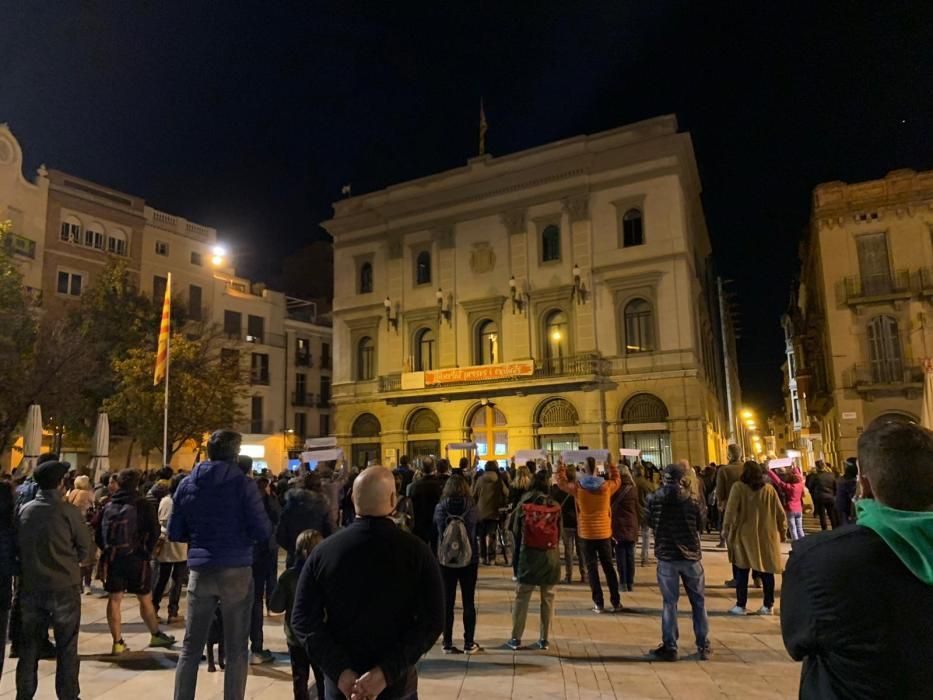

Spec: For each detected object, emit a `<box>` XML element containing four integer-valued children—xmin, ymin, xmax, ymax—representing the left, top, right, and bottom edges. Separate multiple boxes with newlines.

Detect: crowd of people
<box><xmin>1</xmin><ymin>418</ymin><xmax>929</xmax><ymax>699</ymax></box>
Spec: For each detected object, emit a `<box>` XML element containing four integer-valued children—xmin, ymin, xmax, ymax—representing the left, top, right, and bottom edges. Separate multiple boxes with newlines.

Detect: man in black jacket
<box><xmin>408</xmin><ymin>456</ymin><xmax>445</xmax><ymax>550</ymax></box>
<box><xmin>781</xmin><ymin>421</ymin><xmax>933</xmax><ymax>699</ymax></box>
<box><xmin>276</xmin><ymin>474</ymin><xmax>333</xmax><ymax>568</ymax></box>
<box><xmin>644</xmin><ymin>463</ymin><xmax>710</xmax><ymax>662</ymax></box>
<box><xmin>809</xmin><ymin>462</ymin><xmax>838</xmax><ymax>530</ymax></box>
<box><xmin>292</xmin><ymin>465</ymin><xmax>443</xmax><ymax>699</ymax></box>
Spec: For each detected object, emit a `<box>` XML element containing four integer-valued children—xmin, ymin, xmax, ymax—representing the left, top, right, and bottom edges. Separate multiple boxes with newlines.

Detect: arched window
<box><xmin>60</xmin><ymin>216</ymin><xmax>81</xmax><ymax>243</ymax></box>
<box><xmin>350</xmin><ymin>413</ymin><xmax>381</xmax><ymax>468</ymax></box>
<box><xmin>541</xmin><ymin>224</ymin><xmax>560</xmax><ymax>262</ymax></box>
<box><xmin>535</xmin><ymin>398</ymin><xmax>579</xmax><ymax>464</ymax></box>
<box><xmin>357</xmin><ymin>336</ymin><xmax>375</xmax><ymax>381</ymax></box>
<box><xmin>352</xmin><ymin>413</ymin><xmax>381</xmax><ymax>437</ymax></box>
<box><xmin>84</xmin><ymin>222</ymin><xmax>105</xmax><ymax>250</ymax></box>
<box><xmin>414</xmin><ymin>328</ymin><xmax>435</xmax><ymax>371</ymax></box>
<box><xmin>624</xmin><ymin>299</ymin><xmax>654</xmax><ymax>354</ymax></box>
<box><xmin>621</xmin><ymin>393</ymin><xmax>669</xmax><ymax>423</ymax></box>
<box><xmin>620</xmin><ymin>393</ymin><xmax>670</xmax><ymax>465</ymax></box>
<box><xmin>359</xmin><ymin>262</ymin><xmax>373</xmax><ymax>294</ymax></box>
<box><xmin>476</xmin><ymin>320</ymin><xmax>499</xmax><ymax>365</ymax></box>
<box><xmin>408</xmin><ymin>408</ymin><xmax>441</xmax><ymax>434</ymax></box>
<box><xmin>622</xmin><ymin>208</ymin><xmax>644</xmax><ymax>247</ymax></box>
<box><xmin>867</xmin><ymin>315</ymin><xmax>903</xmax><ymax>383</ymax></box>
<box><xmin>537</xmin><ymin>398</ymin><xmax>579</xmax><ymax>427</ymax></box>
<box><xmin>415</xmin><ymin>250</ymin><xmax>431</xmax><ymax>285</ymax></box>
<box><xmin>108</xmin><ymin>229</ymin><xmax>127</xmax><ymax>256</ymax></box>
<box><xmin>469</xmin><ymin>403</ymin><xmax>508</xmax><ymax>466</ymax></box>
<box><xmin>545</xmin><ymin>310</ymin><xmax>568</xmax><ymax>363</ymax></box>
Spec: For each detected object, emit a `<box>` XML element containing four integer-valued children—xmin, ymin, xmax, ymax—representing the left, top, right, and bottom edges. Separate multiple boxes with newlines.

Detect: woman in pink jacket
<box><xmin>767</xmin><ymin>467</ymin><xmax>805</xmax><ymax>540</ymax></box>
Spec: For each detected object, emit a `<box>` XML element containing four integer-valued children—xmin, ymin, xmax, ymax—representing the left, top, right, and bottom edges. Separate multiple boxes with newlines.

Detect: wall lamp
<box><xmin>509</xmin><ymin>276</ymin><xmax>528</xmax><ymax>314</ymax></box>
<box><xmin>384</xmin><ymin>296</ymin><xmax>399</xmax><ymax>332</ymax></box>
<box><xmin>436</xmin><ymin>288</ymin><xmax>452</xmax><ymax>325</ymax></box>
<box><xmin>572</xmin><ymin>264</ymin><xmax>588</xmax><ymax>304</ymax></box>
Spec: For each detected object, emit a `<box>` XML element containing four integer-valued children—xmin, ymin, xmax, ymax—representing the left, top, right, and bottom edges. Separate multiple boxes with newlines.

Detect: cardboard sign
<box><xmin>300</xmin><ymin>448</ymin><xmax>344</xmax><ymax>463</ymax></box>
<box><xmin>768</xmin><ymin>458</ymin><xmax>794</xmax><ymax>469</ymax></box>
<box><xmin>619</xmin><ymin>448</ymin><xmax>642</xmax><ymax>457</ymax></box>
<box><xmin>561</xmin><ymin>449</ymin><xmax>610</xmax><ymax>464</ymax></box>
<box><xmin>514</xmin><ymin>449</ymin><xmax>547</xmax><ymax>462</ymax></box>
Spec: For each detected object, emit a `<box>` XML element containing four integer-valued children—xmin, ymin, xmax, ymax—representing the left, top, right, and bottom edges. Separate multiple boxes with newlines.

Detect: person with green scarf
<box><xmin>781</xmin><ymin>420</ymin><xmax>933</xmax><ymax>699</ymax></box>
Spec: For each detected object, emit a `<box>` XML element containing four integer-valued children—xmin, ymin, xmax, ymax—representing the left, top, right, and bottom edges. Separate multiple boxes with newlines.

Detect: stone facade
<box><xmin>784</xmin><ymin>168</ymin><xmax>933</xmax><ymax>466</ymax></box>
<box><xmin>325</xmin><ymin>115</ymin><xmax>732</xmax><ymax>468</ymax></box>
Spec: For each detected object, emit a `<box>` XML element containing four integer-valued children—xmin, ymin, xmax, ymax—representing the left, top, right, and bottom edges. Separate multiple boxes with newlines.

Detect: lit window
<box><xmin>624</xmin><ymin>299</ymin><xmax>654</xmax><ymax>353</ymax></box>
<box><xmin>545</xmin><ymin>310</ymin><xmax>568</xmax><ymax>364</ymax></box>
<box><xmin>477</xmin><ymin>320</ymin><xmax>499</xmax><ymax>365</ymax></box>
<box><xmin>415</xmin><ymin>328</ymin><xmax>435</xmax><ymax>371</ymax></box>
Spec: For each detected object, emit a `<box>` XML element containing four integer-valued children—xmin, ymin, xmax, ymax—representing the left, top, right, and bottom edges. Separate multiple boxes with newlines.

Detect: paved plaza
<box><xmin>0</xmin><ymin>537</ymin><xmax>801</xmax><ymax>699</ymax></box>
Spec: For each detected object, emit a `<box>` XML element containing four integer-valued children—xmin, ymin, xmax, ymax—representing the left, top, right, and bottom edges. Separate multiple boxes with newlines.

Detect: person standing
<box><xmin>634</xmin><ymin>463</ymin><xmax>656</xmax><ymax>566</ymax></box>
<box><xmin>65</xmin><ymin>475</ymin><xmax>97</xmax><ymax>594</ymax></box>
<box><xmin>810</xmin><ymin>461</ymin><xmax>838</xmax><ymax>530</ymax></box>
<box><xmin>611</xmin><ymin>468</ymin><xmax>639</xmax><ymax>592</ymax></box>
<box><xmin>723</xmin><ymin>462</ymin><xmax>787</xmax><ymax>615</ymax></box>
<box><xmin>277</xmin><ymin>474</ymin><xmax>334</xmax><ymax>568</ymax></box>
<box><xmin>472</xmin><ymin>461</ymin><xmax>508</xmax><ymax>566</ymax></box>
<box><xmin>292</xmin><ymin>466</ymin><xmax>443</xmax><ymax>700</ymax></box>
<box><xmin>715</xmin><ymin>445</ymin><xmax>744</xmax><ymax>582</ymax></box>
<box><xmin>507</xmin><ymin>464</ymin><xmax>532</xmax><ymax>579</ymax></box>
<box><xmin>434</xmin><ymin>474</ymin><xmax>481</xmax><ymax>654</ymax></box>
<box><xmin>169</xmin><ymin>430</ymin><xmax>273</xmax><ymax>700</ymax></box>
<box><xmin>14</xmin><ymin>460</ymin><xmax>92</xmax><ymax>700</ymax></box>
<box><xmin>97</xmin><ymin>468</ymin><xmax>176</xmax><ymax>655</ymax></box>
<box><xmin>835</xmin><ymin>458</ymin><xmax>858</xmax><ymax>526</ymax></box>
<box><xmin>644</xmin><ymin>463</ymin><xmax>711</xmax><ymax>662</ymax></box>
<box><xmin>549</xmin><ymin>470</ymin><xmax>584</xmax><ymax>584</ymax></box>
<box><xmin>506</xmin><ymin>471</ymin><xmax>561</xmax><ymax>651</ymax></box>
<box><xmin>249</xmin><ymin>467</ymin><xmax>281</xmax><ymax>665</ymax></box>
<box><xmin>151</xmin><ymin>473</ymin><xmax>188</xmax><ymax>625</ymax></box>
<box><xmin>768</xmin><ymin>467</ymin><xmax>805</xmax><ymax>541</ymax></box>
<box><xmin>781</xmin><ymin>420</ymin><xmax>933</xmax><ymax>698</ymax></box>
<box><xmin>557</xmin><ymin>457</ymin><xmax>622</xmax><ymax>613</ymax></box>
<box><xmin>393</xmin><ymin>455</ymin><xmax>414</xmax><ymax>495</ymax></box>
<box><xmin>409</xmin><ymin>456</ymin><xmax>446</xmax><ymax>551</ymax></box>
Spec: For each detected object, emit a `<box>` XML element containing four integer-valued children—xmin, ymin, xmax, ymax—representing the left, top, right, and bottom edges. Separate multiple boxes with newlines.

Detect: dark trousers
<box><xmin>16</xmin><ymin>585</ymin><xmax>81</xmax><ymax>700</ymax></box>
<box><xmin>815</xmin><ymin>498</ymin><xmax>838</xmax><ymax>530</ymax></box>
<box><xmin>581</xmin><ymin>538</ymin><xmax>620</xmax><ymax>609</ymax></box>
<box><xmin>288</xmin><ymin>642</ymin><xmax>325</xmax><ymax>700</ymax></box>
<box><xmin>614</xmin><ymin>540</ymin><xmax>636</xmax><ymax>590</ymax></box>
<box><xmin>476</xmin><ymin>519</ymin><xmax>499</xmax><ymax>563</ymax></box>
<box><xmin>0</xmin><ymin>575</ymin><xmax>11</xmax><ymax>676</ymax></box>
<box><xmin>152</xmin><ymin>561</ymin><xmax>188</xmax><ymax>617</ymax></box>
<box><xmin>440</xmin><ymin>562</ymin><xmax>478</xmax><ymax>648</ymax></box>
<box><xmin>250</xmin><ymin>551</ymin><xmax>276</xmax><ymax>652</ymax></box>
<box><xmin>735</xmin><ymin>568</ymin><xmax>775</xmax><ymax>608</ymax></box>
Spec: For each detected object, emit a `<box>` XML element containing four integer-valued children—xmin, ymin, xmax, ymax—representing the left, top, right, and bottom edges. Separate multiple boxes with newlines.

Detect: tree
<box><xmin>104</xmin><ymin>332</ymin><xmax>248</xmax><ymax>463</ymax></box>
<box><xmin>0</xmin><ymin>220</ymin><xmax>39</xmax><ymax>455</ymax></box>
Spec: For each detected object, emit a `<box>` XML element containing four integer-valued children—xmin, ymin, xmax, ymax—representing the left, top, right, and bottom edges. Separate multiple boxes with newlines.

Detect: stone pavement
<box><xmin>0</xmin><ymin>536</ymin><xmax>802</xmax><ymax>699</ymax></box>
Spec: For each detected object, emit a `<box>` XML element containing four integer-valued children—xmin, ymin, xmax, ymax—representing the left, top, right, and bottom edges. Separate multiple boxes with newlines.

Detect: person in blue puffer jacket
<box><xmin>168</xmin><ymin>430</ymin><xmax>273</xmax><ymax>700</ymax></box>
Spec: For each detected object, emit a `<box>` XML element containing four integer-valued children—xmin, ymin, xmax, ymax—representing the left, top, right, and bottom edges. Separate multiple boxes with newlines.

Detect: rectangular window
<box><xmin>541</xmin><ymin>224</ymin><xmax>561</xmax><ymax>262</ymax></box>
<box><xmin>320</xmin><ymin>376</ymin><xmax>331</xmax><ymax>404</ymax></box>
<box><xmin>294</xmin><ymin>412</ymin><xmax>307</xmax><ymax>439</ymax></box>
<box><xmin>108</xmin><ymin>237</ymin><xmax>127</xmax><ymax>256</ymax></box>
<box><xmin>250</xmin><ymin>353</ymin><xmax>270</xmax><ymax>385</ymax></box>
<box><xmin>250</xmin><ymin>396</ymin><xmax>264</xmax><ymax>433</ymax></box>
<box><xmin>296</xmin><ymin>337</ymin><xmax>311</xmax><ymax>366</ymax></box>
<box><xmin>56</xmin><ymin>270</ymin><xmax>84</xmax><ymax>297</ymax></box>
<box><xmin>856</xmin><ymin>232</ymin><xmax>892</xmax><ymax>295</ymax></box>
<box><xmin>93</xmin><ymin>231</ymin><xmax>104</xmax><ymax>249</ymax></box>
<box><xmin>190</xmin><ymin>251</ymin><xmax>202</xmax><ymax>266</ymax></box>
<box><xmin>60</xmin><ymin>221</ymin><xmax>80</xmax><ymax>243</ymax></box>
<box><xmin>155</xmin><ymin>241</ymin><xmax>169</xmax><ymax>256</ymax></box>
<box><xmin>319</xmin><ymin>414</ymin><xmax>330</xmax><ymax>437</ymax></box>
<box><xmin>188</xmin><ymin>284</ymin><xmax>202</xmax><ymax>321</ymax></box>
<box><xmin>153</xmin><ymin>275</ymin><xmax>168</xmax><ymax>303</ymax></box>
<box><xmin>321</xmin><ymin>342</ymin><xmax>331</xmax><ymax>369</ymax></box>
<box><xmin>295</xmin><ymin>372</ymin><xmax>307</xmax><ymax>400</ymax></box>
<box><xmin>223</xmin><ymin>310</ymin><xmax>242</xmax><ymax>338</ymax></box>
<box><xmin>247</xmin><ymin>315</ymin><xmax>264</xmax><ymax>344</ymax></box>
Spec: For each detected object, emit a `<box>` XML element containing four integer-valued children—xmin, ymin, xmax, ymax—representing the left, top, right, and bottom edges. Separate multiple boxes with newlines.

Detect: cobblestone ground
<box><xmin>0</xmin><ymin>536</ymin><xmax>801</xmax><ymax>699</ymax></box>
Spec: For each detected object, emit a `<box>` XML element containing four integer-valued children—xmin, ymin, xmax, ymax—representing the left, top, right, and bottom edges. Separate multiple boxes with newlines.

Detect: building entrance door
<box><xmin>408</xmin><ymin>440</ymin><xmax>441</xmax><ymax>466</ymax></box>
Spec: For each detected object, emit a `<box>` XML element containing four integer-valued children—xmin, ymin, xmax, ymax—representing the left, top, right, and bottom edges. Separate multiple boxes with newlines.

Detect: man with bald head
<box><xmin>292</xmin><ymin>465</ymin><xmax>443</xmax><ymax>699</ymax></box>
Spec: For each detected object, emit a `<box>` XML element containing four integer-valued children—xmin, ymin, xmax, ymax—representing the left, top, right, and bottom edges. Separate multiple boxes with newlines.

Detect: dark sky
<box><xmin>2</xmin><ymin>2</ymin><xmax>931</xmax><ymax>411</ymax></box>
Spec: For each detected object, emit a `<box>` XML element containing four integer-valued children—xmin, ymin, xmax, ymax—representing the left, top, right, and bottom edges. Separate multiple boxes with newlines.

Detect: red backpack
<box><xmin>522</xmin><ymin>496</ymin><xmax>561</xmax><ymax>550</ymax></box>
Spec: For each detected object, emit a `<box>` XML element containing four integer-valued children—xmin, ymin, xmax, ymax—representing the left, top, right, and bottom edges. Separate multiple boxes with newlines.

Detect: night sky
<box><xmin>2</xmin><ymin>2</ymin><xmax>931</xmax><ymax>411</ymax></box>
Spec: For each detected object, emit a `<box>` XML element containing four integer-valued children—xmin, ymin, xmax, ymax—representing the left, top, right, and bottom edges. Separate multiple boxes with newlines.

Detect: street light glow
<box><xmin>212</xmin><ymin>245</ymin><xmax>227</xmax><ymax>257</ymax></box>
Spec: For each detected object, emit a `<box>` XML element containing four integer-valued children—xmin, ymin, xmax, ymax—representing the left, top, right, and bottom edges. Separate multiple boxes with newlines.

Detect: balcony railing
<box><xmin>292</xmin><ymin>392</ymin><xmax>319</xmax><ymax>407</ymax></box>
<box><xmin>224</xmin><ymin>329</ymin><xmax>286</xmax><ymax>348</ymax></box>
<box><xmin>250</xmin><ymin>370</ymin><xmax>270</xmax><ymax>385</ymax></box>
<box><xmin>1</xmin><ymin>232</ymin><xmax>37</xmax><ymax>259</ymax></box>
<box><xmin>920</xmin><ymin>268</ymin><xmax>933</xmax><ymax>294</ymax></box>
<box><xmin>847</xmin><ymin>362</ymin><xmax>923</xmax><ymax>391</ymax></box>
<box><xmin>533</xmin><ymin>353</ymin><xmax>605</xmax><ymax>378</ymax></box>
<box><xmin>379</xmin><ymin>374</ymin><xmax>402</xmax><ymax>392</ymax></box>
<box><xmin>295</xmin><ymin>352</ymin><xmax>312</xmax><ymax>367</ymax></box>
<box><xmin>843</xmin><ymin>270</ymin><xmax>911</xmax><ymax>304</ymax></box>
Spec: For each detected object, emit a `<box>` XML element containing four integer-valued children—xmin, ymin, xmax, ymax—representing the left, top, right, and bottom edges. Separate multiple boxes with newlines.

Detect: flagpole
<box><xmin>162</xmin><ymin>272</ymin><xmax>171</xmax><ymax>466</ymax></box>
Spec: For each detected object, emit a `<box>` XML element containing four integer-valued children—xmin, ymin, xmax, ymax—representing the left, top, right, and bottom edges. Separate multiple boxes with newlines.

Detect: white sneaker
<box><xmin>728</xmin><ymin>606</ymin><xmax>747</xmax><ymax>616</ymax></box>
<box><xmin>757</xmin><ymin>606</ymin><xmax>773</xmax><ymax>616</ymax></box>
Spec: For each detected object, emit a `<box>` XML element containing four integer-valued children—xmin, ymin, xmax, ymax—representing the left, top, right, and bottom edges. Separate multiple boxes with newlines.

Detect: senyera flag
<box><xmin>153</xmin><ymin>276</ymin><xmax>171</xmax><ymax>385</ymax></box>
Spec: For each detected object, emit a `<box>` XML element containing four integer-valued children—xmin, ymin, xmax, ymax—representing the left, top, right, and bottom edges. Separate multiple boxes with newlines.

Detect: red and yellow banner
<box><xmin>153</xmin><ymin>276</ymin><xmax>171</xmax><ymax>385</ymax></box>
<box><xmin>425</xmin><ymin>360</ymin><xmax>534</xmax><ymax>386</ymax></box>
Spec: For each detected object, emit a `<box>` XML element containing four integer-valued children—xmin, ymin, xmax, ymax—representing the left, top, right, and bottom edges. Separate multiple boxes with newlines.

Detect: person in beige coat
<box><xmin>723</xmin><ymin>461</ymin><xmax>787</xmax><ymax>616</ymax></box>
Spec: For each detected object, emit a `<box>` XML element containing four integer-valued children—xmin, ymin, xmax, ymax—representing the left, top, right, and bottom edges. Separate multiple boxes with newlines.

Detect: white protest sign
<box><xmin>514</xmin><ymin>449</ymin><xmax>547</xmax><ymax>462</ymax></box>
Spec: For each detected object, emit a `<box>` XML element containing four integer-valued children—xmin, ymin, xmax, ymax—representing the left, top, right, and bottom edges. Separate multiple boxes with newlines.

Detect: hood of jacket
<box><xmin>578</xmin><ymin>474</ymin><xmax>606</xmax><ymax>492</ymax></box>
<box><xmin>856</xmin><ymin>499</ymin><xmax>933</xmax><ymax>585</ymax></box>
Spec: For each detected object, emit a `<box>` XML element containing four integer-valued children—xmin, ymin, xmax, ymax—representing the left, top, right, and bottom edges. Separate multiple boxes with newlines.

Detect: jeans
<box><xmin>735</xmin><ymin>567</ymin><xmax>775</xmax><ymax>608</ymax></box>
<box><xmin>152</xmin><ymin>561</ymin><xmax>188</xmax><ymax>617</ymax></box>
<box><xmin>656</xmin><ymin>560</ymin><xmax>709</xmax><ymax>652</ymax></box>
<box><xmin>16</xmin><ymin>585</ymin><xmax>81</xmax><ymax>700</ymax></box>
<box><xmin>174</xmin><ymin>567</ymin><xmax>253</xmax><ymax>700</ymax></box>
<box><xmin>640</xmin><ymin>525</ymin><xmax>652</xmax><ymax>564</ymax></box>
<box><xmin>440</xmin><ymin>562</ymin><xmax>478</xmax><ymax>647</ymax></box>
<box><xmin>561</xmin><ymin>527</ymin><xmax>585</xmax><ymax>580</ymax></box>
<box><xmin>815</xmin><ymin>498</ymin><xmax>838</xmax><ymax>530</ymax></box>
<box><xmin>511</xmin><ymin>583</ymin><xmax>556</xmax><ymax>642</ymax></box>
<box><xmin>251</xmin><ymin>550</ymin><xmax>277</xmax><ymax>652</ymax></box>
<box><xmin>288</xmin><ymin>642</ymin><xmax>325</xmax><ymax>700</ymax></box>
<box><xmin>581</xmin><ymin>538</ymin><xmax>620</xmax><ymax>609</ymax></box>
<box><xmin>787</xmin><ymin>511</ymin><xmax>805</xmax><ymax>541</ymax></box>
<box><xmin>477</xmin><ymin>519</ymin><xmax>499</xmax><ymax>563</ymax></box>
<box><xmin>614</xmin><ymin>540</ymin><xmax>636</xmax><ymax>590</ymax></box>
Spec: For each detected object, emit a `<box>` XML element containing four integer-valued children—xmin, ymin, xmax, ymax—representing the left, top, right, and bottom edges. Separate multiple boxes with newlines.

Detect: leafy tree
<box><xmin>104</xmin><ymin>332</ymin><xmax>248</xmax><ymax>463</ymax></box>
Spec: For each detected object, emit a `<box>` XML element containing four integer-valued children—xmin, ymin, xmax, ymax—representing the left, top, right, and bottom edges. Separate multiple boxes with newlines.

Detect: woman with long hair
<box><xmin>66</xmin><ymin>475</ymin><xmax>98</xmax><ymax>593</ymax></box>
<box><xmin>723</xmin><ymin>461</ymin><xmax>787</xmax><ymax>615</ymax></box>
<box><xmin>434</xmin><ymin>474</ymin><xmax>481</xmax><ymax>654</ymax></box>
<box><xmin>151</xmin><ymin>473</ymin><xmax>188</xmax><ymax>624</ymax></box>
<box><xmin>768</xmin><ymin>466</ymin><xmax>805</xmax><ymax>540</ymax></box>
<box><xmin>507</xmin><ymin>464</ymin><xmax>533</xmax><ymax>579</ymax></box>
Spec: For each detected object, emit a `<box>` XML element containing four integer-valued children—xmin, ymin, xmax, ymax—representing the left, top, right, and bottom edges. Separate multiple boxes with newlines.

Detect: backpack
<box><xmin>101</xmin><ymin>500</ymin><xmax>139</xmax><ymax>558</ymax></box>
<box><xmin>437</xmin><ymin>515</ymin><xmax>473</xmax><ymax>568</ymax></box>
<box><xmin>522</xmin><ymin>496</ymin><xmax>561</xmax><ymax>550</ymax></box>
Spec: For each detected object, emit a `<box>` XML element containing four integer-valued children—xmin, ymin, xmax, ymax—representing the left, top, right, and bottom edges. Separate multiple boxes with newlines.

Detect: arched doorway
<box><xmin>407</xmin><ymin>408</ymin><xmax>441</xmax><ymax>465</ymax></box>
<box><xmin>350</xmin><ymin>413</ymin><xmax>381</xmax><ymax>468</ymax></box>
<box><xmin>535</xmin><ymin>398</ymin><xmax>580</xmax><ymax>463</ymax></box>
<box><xmin>620</xmin><ymin>393</ymin><xmax>671</xmax><ymax>466</ymax></box>
<box><xmin>468</xmin><ymin>403</ymin><xmax>509</xmax><ymax>468</ymax></box>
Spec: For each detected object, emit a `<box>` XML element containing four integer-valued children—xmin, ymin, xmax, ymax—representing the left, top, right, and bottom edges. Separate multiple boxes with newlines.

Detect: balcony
<box><xmin>295</xmin><ymin>352</ymin><xmax>312</xmax><ymax>367</ymax></box>
<box><xmin>225</xmin><ymin>329</ymin><xmax>287</xmax><ymax>348</ymax></box>
<box><xmin>250</xmin><ymin>370</ymin><xmax>270</xmax><ymax>385</ymax></box>
<box><xmin>847</xmin><ymin>362</ymin><xmax>923</xmax><ymax>398</ymax></box>
<box><xmin>533</xmin><ymin>353</ymin><xmax>605</xmax><ymax>378</ymax></box>
<box><xmin>292</xmin><ymin>391</ymin><xmax>319</xmax><ymax>407</ymax></box>
<box><xmin>318</xmin><ymin>395</ymin><xmax>331</xmax><ymax>408</ymax></box>
<box><xmin>920</xmin><ymin>268</ymin><xmax>933</xmax><ymax>297</ymax></box>
<box><xmin>843</xmin><ymin>270</ymin><xmax>912</xmax><ymax>307</ymax></box>
<box><xmin>1</xmin><ymin>232</ymin><xmax>37</xmax><ymax>259</ymax></box>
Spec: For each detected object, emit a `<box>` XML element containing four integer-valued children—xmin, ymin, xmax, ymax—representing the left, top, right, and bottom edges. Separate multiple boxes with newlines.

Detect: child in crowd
<box><xmin>269</xmin><ymin>529</ymin><xmax>324</xmax><ymax>700</ymax></box>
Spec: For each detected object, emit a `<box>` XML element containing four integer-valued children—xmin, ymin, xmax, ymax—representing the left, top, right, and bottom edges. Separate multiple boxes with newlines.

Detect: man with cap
<box><xmin>644</xmin><ymin>462</ymin><xmax>711</xmax><ymax>662</ymax></box>
<box><xmin>15</xmin><ymin>459</ymin><xmax>93</xmax><ymax>699</ymax></box>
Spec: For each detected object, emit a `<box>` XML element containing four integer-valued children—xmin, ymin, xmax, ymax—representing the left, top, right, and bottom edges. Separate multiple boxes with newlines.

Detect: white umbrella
<box><xmin>922</xmin><ymin>359</ymin><xmax>933</xmax><ymax>430</ymax></box>
<box><xmin>88</xmin><ymin>411</ymin><xmax>111</xmax><ymax>483</ymax></box>
<box><xmin>18</xmin><ymin>403</ymin><xmax>43</xmax><ymax>476</ymax></box>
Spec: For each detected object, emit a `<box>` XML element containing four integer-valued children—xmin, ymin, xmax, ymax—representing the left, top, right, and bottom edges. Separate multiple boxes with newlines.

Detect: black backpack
<box><xmin>101</xmin><ymin>501</ymin><xmax>139</xmax><ymax>558</ymax></box>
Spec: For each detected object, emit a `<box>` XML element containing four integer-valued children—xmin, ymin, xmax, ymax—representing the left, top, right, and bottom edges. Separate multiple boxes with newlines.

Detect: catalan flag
<box><xmin>153</xmin><ymin>273</ymin><xmax>171</xmax><ymax>385</ymax></box>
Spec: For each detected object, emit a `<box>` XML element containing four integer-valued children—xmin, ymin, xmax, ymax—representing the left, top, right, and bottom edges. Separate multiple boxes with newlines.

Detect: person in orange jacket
<box><xmin>557</xmin><ymin>457</ymin><xmax>623</xmax><ymax>613</ymax></box>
